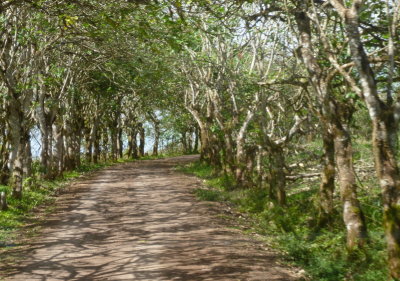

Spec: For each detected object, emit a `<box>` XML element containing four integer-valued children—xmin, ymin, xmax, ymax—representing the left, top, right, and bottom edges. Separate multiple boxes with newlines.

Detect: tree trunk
<box><xmin>127</xmin><ymin>134</ymin><xmax>133</xmax><ymax>158</ymax></box>
<box><xmin>93</xmin><ymin>135</ymin><xmax>100</xmax><ymax>164</ymax></box>
<box><xmin>187</xmin><ymin>128</ymin><xmax>194</xmax><ymax>153</ymax></box>
<box><xmin>329</xmin><ymin>1</ymin><xmax>400</xmax><ymax>276</ymax></box>
<box><xmin>139</xmin><ymin>123</ymin><xmax>145</xmax><ymax>157</ymax></box>
<box><xmin>318</xmin><ymin>126</ymin><xmax>336</xmax><ymax>227</ymax></box>
<box><xmin>185</xmin><ymin>107</ymin><xmax>212</xmax><ymax>162</ymax></box>
<box><xmin>235</xmin><ymin>109</ymin><xmax>256</xmax><ymax>186</ymax></box>
<box><xmin>53</xmin><ymin>123</ymin><xmax>64</xmax><ymax>176</ymax></box>
<box><xmin>36</xmin><ymin>88</ymin><xmax>51</xmax><ymax>176</ymax></box>
<box><xmin>0</xmin><ymin>192</ymin><xmax>8</xmax><ymax>211</ymax></box>
<box><xmin>152</xmin><ymin>121</ymin><xmax>160</xmax><ymax>156</ymax></box>
<box><xmin>110</xmin><ymin>127</ymin><xmax>118</xmax><ymax>161</ymax></box>
<box><xmin>194</xmin><ymin>126</ymin><xmax>199</xmax><ymax>153</ymax></box>
<box><xmin>333</xmin><ymin>122</ymin><xmax>368</xmax><ymax>249</ymax></box>
<box><xmin>74</xmin><ymin>132</ymin><xmax>82</xmax><ymax>168</ymax></box>
<box><xmin>11</xmin><ymin>136</ymin><xmax>25</xmax><ymax>199</ymax></box>
<box><xmin>102</xmin><ymin>129</ymin><xmax>108</xmax><ymax>162</ymax></box>
<box><xmin>117</xmin><ymin>128</ymin><xmax>123</xmax><ymax>159</ymax></box>
<box><xmin>132</xmin><ymin>131</ymin><xmax>138</xmax><ymax>159</ymax></box>
<box><xmin>63</xmin><ymin>120</ymin><xmax>74</xmax><ymax>171</ymax></box>
<box><xmin>24</xmin><ymin>132</ymin><xmax>32</xmax><ymax>178</ymax></box>
<box><xmin>65</xmin><ymin>135</ymin><xmax>75</xmax><ymax>171</ymax></box>
<box><xmin>181</xmin><ymin>131</ymin><xmax>188</xmax><ymax>153</ymax></box>
<box><xmin>8</xmin><ymin>99</ymin><xmax>25</xmax><ymax>199</ymax></box>
<box><xmin>0</xmin><ymin>140</ymin><xmax>9</xmax><ymax>185</ymax></box>
<box><xmin>90</xmin><ymin>116</ymin><xmax>100</xmax><ymax>163</ymax></box>
<box><xmin>374</xmin><ymin>120</ymin><xmax>400</xmax><ymax>278</ymax></box>
<box><xmin>267</xmin><ymin>146</ymin><xmax>286</xmax><ymax>206</ymax></box>
<box><xmin>85</xmin><ymin>128</ymin><xmax>92</xmax><ymax>163</ymax></box>
<box><xmin>39</xmin><ymin>122</ymin><xmax>50</xmax><ymax>174</ymax></box>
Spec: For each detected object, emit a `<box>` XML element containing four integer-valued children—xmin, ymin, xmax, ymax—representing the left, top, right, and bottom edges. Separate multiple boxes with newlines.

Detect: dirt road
<box><xmin>2</xmin><ymin>155</ymin><xmax>298</xmax><ymax>280</ymax></box>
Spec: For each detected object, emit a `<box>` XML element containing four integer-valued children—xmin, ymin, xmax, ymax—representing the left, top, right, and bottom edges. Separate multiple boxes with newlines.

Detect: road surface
<box><xmin>1</xmin><ymin>155</ymin><xmax>298</xmax><ymax>281</ymax></box>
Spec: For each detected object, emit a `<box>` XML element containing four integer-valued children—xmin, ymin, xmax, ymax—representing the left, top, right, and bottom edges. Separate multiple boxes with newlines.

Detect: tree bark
<box><xmin>138</xmin><ymin>123</ymin><xmax>145</xmax><ymax>157</ymax></box>
<box><xmin>8</xmin><ymin>98</ymin><xmax>25</xmax><ymax>199</ymax></box>
<box><xmin>329</xmin><ymin>1</ymin><xmax>400</xmax><ymax>276</ymax></box>
<box><xmin>181</xmin><ymin>132</ymin><xmax>187</xmax><ymax>153</ymax></box>
<box><xmin>24</xmin><ymin>132</ymin><xmax>32</xmax><ymax>178</ymax></box>
<box><xmin>267</xmin><ymin>145</ymin><xmax>286</xmax><ymax>206</ymax></box>
<box><xmin>0</xmin><ymin>192</ymin><xmax>8</xmax><ymax>211</ymax></box>
<box><xmin>235</xmin><ymin>108</ymin><xmax>256</xmax><ymax>186</ymax></box>
<box><xmin>93</xmin><ymin>134</ymin><xmax>100</xmax><ymax>164</ymax></box>
<box><xmin>117</xmin><ymin>127</ymin><xmax>123</xmax><ymax>159</ymax></box>
<box><xmin>110</xmin><ymin>127</ymin><xmax>118</xmax><ymax>161</ymax></box>
<box><xmin>152</xmin><ymin>121</ymin><xmax>159</xmax><ymax>156</ymax></box>
<box><xmin>295</xmin><ymin>6</ymin><xmax>367</xmax><ymax>250</ymax></box>
<box><xmin>85</xmin><ymin>128</ymin><xmax>92</xmax><ymax>163</ymax></box>
<box><xmin>53</xmin><ymin>123</ymin><xmax>64</xmax><ymax>176</ymax></box>
<box><xmin>0</xmin><ymin>135</ymin><xmax>9</xmax><ymax>185</ymax></box>
<box><xmin>101</xmin><ymin>129</ymin><xmax>108</xmax><ymax>162</ymax></box>
<box><xmin>194</xmin><ymin>126</ymin><xmax>199</xmax><ymax>153</ymax></box>
<box><xmin>318</xmin><ymin>126</ymin><xmax>336</xmax><ymax>227</ymax></box>
<box><xmin>131</xmin><ymin>130</ymin><xmax>138</xmax><ymax>159</ymax></box>
<box><xmin>333</xmin><ymin>121</ymin><xmax>368</xmax><ymax>249</ymax></box>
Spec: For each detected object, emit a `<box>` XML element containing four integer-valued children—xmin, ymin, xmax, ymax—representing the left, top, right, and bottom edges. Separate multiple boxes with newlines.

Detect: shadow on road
<box><xmin>1</xmin><ymin>155</ymin><xmax>297</xmax><ymax>281</ymax></box>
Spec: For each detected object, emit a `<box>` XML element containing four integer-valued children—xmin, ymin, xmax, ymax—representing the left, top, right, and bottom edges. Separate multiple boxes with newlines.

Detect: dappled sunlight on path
<box><xmin>2</xmin><ymin>155</ymin><xmax>297</xmax><ymax>280</ymax></box>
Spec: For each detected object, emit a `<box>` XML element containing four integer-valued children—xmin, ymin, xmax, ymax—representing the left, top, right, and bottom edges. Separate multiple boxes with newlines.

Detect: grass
<box><xmin>178</xmin><ymin>157</ymin><xmax>389</xmax><ymax>281</ymax></box>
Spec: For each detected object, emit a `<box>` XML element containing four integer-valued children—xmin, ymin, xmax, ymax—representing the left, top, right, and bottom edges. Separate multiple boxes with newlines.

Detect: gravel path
<box><xmin>1</xmin><ymin>155</ymin><xmax>298</xmax><ymax>281</ymax></box>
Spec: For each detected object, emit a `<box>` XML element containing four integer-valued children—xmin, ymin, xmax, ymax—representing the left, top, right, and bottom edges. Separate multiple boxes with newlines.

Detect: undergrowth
<box><xmin>178</xmin><ymin>160</ymin><xmax>388</xmax><ymax>281</ymax></box>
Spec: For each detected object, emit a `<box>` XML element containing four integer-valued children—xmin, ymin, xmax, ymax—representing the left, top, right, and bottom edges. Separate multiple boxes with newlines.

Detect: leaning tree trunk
<box><xmin>185</xmin><ymin>107</ymin><xmax>212</xmax><ymax>162</ymax></box>
<box><xmin>329</xmin><ymin>1</ymin><xmax>400</xmax><ymax>276</ymax></box>
<box><xmin>295</xmin><ymin>10</ymin><xmax>366</xmax><ymax>250</ymax></box>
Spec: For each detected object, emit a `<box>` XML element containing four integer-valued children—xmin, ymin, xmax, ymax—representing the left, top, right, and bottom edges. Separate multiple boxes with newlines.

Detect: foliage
<box><xmin>180</xmin><ymin>148</ymin><xmax>389</xmax><ymax>280</ymax></box>
<box><xmin>1</xmin><ymin>0</ymin><xmax>400</xmax><ymax>278</ymax></box>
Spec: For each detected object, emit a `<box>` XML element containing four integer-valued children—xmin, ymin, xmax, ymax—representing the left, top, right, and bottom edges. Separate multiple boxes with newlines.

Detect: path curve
<box><xmin>2</xmin><ymin>155</ymin><xmax>298</xmax><ymax>281</ymax></box>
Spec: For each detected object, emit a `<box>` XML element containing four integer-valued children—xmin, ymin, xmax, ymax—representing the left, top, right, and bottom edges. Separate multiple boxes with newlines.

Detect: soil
<box><xmin>0</xmin><ymin>155</ymin><xmax>300</xmax><ymax>281</ymax></box>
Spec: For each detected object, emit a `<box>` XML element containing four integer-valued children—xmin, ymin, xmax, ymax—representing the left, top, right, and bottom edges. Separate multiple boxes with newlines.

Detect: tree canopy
<box><xmin>1</xmin><ymin>0</ymin><xmax>400</xmax><ymax>279</ymax></box>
